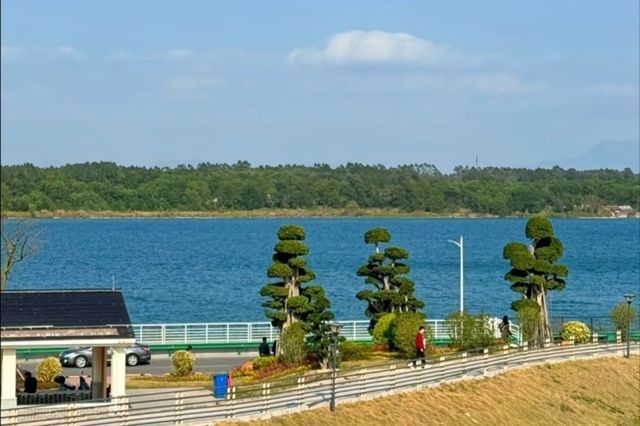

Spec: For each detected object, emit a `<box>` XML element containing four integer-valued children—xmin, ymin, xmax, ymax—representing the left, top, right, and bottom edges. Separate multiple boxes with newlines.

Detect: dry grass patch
<box><xmin>221</xmin><ymin>356</ymin><xmax>640</xmax><ymax>426</ymax></box>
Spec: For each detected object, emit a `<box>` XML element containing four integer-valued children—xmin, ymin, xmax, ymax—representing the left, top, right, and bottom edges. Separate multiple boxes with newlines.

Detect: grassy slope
<box><xmin>222</xmin><ymin>356</ymin><xmax>640</xmax><ymax>426</ymax></box>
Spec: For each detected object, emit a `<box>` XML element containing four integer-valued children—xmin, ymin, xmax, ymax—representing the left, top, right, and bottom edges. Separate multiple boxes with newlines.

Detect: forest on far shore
<box><xmin>1</xmin><ymin>162</ymin><xmax>638</xmax><ymax>217</ymax></box>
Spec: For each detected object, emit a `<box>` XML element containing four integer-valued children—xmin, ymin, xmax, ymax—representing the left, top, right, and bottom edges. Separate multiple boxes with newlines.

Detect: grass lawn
<box><xmin>220</xmin><ymin>356</ymin><xmax>640</xmax><ymax>426</ymax></box>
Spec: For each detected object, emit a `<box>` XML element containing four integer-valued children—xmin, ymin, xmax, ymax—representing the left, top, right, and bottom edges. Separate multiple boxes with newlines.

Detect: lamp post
<box><xmin>329</xmin><ymin>322</ymin><xmax>343</xmax><ymax>412</ymax></box>
<box><xmin>447</xmin><ymin>236</ymin><xmax>464</xmax><ymax>313</ymax></box>
<box><xmin>624</xmin><ymin>294</ymin><xmax>634</xmax><ymax>358</ymax></box>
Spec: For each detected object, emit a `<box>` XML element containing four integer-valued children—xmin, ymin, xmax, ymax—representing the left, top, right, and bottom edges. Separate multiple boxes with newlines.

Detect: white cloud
<box><xmin>159</xmin><ymin>49</ymin><xmax>199</xmax><ymax>62</ymax></box>
<box><xmin>1</xmin><ymin>45</ymin><xmax>81</xmax><ymax>63</ymax></box>
<box><xmin>1</xmin><ymin>45</ymin><xmax>26</xmax><ymax>63</ymax></box>
<box><xmin>457</xmin><ymin>73</ymin><xmax>545</xmax><ymax>95</ymax></box>
<box><xmin>289</xmin><ymin>31</ymin><xmax>450</xmax><ymax>65</ymax></box>
<box><xmin>163</xmin><ymin>75</ymin><xmax>220</xmax><ymax>92</ymax></box>
<box><xmin>54</xmin><ymin>45</ymin><xmax>82</xmax><ymax>58</ymax></box>
<box><xmin>105</xmin><ymin>50</ymin><xmax>136</xmax><ymax>63</ymax></box>
<box><xmin>586</xmin><ymin>84</ymin><xmax>639</xmax><ymax>96</ymax></box>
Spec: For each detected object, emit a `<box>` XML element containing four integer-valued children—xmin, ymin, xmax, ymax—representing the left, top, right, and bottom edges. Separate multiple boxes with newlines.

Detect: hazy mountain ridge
<box><xmin>537</xmin><ymin>141</ymin><xmax>639</xmax><ymax>172</ymax></box>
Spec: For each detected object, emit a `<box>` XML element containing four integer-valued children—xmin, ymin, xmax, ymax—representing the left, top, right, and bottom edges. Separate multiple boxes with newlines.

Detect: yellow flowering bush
<box><xmin>171</xmin><ymin>350</ymin><xmax>195</xmax><ymax>377</ymax></box>
<box><xmin>560</xmin><ymin>321</ymin><xmax>591</xmax><ymax>343</ymax></box>
<box><xmin>36</xmin><ymin>357</ymin><xmax>62</xmax><ymax>382</ymax></box>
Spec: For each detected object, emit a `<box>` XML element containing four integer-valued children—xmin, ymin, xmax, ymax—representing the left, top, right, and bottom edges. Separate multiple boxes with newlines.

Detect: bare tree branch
<box><xmin>0</xmin><ymin>216</ymin><xmax>45</xmax><ymax>289</ymax></box>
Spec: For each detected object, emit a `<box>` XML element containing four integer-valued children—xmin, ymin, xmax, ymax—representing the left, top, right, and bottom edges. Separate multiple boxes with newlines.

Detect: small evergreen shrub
<box><xmin>560</xmin><ymin>321</ymin><xmax>591</xmax><ymax>343</ymax></box>
<box><xmin>280</xmin><ymin>322</ymin><xmax>306</xmax><ymax>365</ymax></box>
<box><xmin>513</xmin><ymin>299</ymin><xmax>541</xmax><ymax>346</ymax></box>
<box><xmin>171</xmin><ymin>350</ymin><xmax>195</xmax><ymax>377</ymax></box>
<box><xmin>37</xmin><ymin>357</ymin><xmax>62</xmax><ymax>382</ymax></box>
<box><xmin>253</xmin><ymin>360</ymin><xmax>287</xmax><ymax>379</ymax></box>
<box><xmin>446</xmin><ymin>311</ymin><xmax>497</xmax><ymax>350</ymax></box>
<box><xmin>611</xmin><ymin>302</ymin><xmax>638</xmax><ymax>340</ymax></box>
<box><xmin>372</xmin><ymin>313</ymin><xmax>396</xmax><ymax>349</ymax></box>
<box><xmin>254</xmin><ymin>356</ymin><xmax>278</xmax><ymax>370</ymax></box>
<box><xmin>388</xmin><ymin>312</ymin><xmax>427</xmax><ymax>358</ymax></box>
<box><xmin>339</xmin><ymin>341</ymin><xmax>373</xmax><ymax>361</ymax></box>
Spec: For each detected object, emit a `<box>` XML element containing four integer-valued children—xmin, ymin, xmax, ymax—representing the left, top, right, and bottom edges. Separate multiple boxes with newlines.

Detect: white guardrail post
<box><xmin>174</xmin><ymin>392</ymin><xmax>183</xmax><ymax>425</ymax></box>
<box><xmin>297</xmin><ymin>377</ymin><xmax>305</xmax><ymax>407</ymax></box>
<box><xmin>359</xmin><ymin>368</ymin><xmax>367</xmax><ymax>397</ymax></box>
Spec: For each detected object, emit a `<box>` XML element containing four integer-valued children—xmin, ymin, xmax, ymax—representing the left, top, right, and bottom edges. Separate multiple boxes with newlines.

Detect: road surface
<box><xmin>18</xmin><ymin>352</ymin><xmax>256</xmax><ymax>378</ymax></box>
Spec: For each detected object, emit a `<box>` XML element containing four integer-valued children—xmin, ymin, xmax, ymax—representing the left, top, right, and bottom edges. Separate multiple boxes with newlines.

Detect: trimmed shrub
<box><xmin>339</xmin><ymin>341</ymin><xmax>373</xmax><ymax>362</ymax></box>
<box><xmin>254</xmin><ymin>356</ymin><xmax>278</xmax><ymax>370</ymax></box>
<box><xmin>372</xmin><ymin>313</ymin><xmax>396</xmax><ymax>349</ymax></box>
<box><xmin>513</xmin><ymin>299</ymin><xmax>541</xmax><ymax>346</ymax></box>
<box><xmin>446</xmin><ymin>311</ymin><xmax>497</xmax><ymax>350</ymax></box>
<box><xmin>388</xmin><ymin>312</ymin><xmax>427</xmax><ymax>358</ymax></box>
<box><xmin>254</xmin><ymin>358</ymin><xmax>292</xmax><ymax>380</ymax></box>
<box><xmin>37</xmin><ymin>357</ymin><xmax>62</xmax><ymax>382</ymax></box>
<box><xmin>280</xmin><ymin>322</ymin><xmax>306</xmax><ymax>365</ymax></box>
<box><xmin>611</xmin><ymin>302</ymin><xmax>638</xmax><ymax>340</ymax></box>
<box><xmin>171</xmin><ymin>350</ymin><xmax>195</xmax><ymax>377</ymax></box>
<box><xmin>560</xmin><ymin>321</ymin><xmax>591</xmax><ymax>343</ymax></box>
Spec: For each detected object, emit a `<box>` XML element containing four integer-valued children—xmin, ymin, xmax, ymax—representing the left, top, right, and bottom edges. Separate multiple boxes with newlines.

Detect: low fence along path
<box><xmin>3</xmin><ymin>338</ymin><xmax>637</xmax><ymax>425</ymax></box>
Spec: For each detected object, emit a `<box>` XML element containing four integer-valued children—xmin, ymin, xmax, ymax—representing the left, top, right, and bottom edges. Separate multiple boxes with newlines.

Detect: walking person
<box><xmin>499</xmin><ymin>315</ymin><xmax>512</xmax><ymax>342</ymax></box>
<box><xmin>414</xmin><ymin>325</ymin><xmax>427</xmax><ymax>368</ymax></box>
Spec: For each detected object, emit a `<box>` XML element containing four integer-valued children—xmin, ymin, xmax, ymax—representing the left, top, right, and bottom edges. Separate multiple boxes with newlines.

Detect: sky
<box><xmin>1</xmin><ymin>1</ymin><xmax>639</xmax><ymax>173</ymax></box>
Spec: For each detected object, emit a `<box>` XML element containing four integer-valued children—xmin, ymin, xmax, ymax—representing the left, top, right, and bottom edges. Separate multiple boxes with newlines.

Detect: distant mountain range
<box><xmin>537</xmin><ymin>141</ymin><xmax>639</xmax><ymax>172</ymax></box>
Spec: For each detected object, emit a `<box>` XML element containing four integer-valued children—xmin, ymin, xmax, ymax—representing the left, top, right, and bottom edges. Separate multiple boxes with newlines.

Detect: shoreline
<box><xmin>4</xmin><ymin>209</ymin><xmax>636</xmax><ymax>220</ymax></box>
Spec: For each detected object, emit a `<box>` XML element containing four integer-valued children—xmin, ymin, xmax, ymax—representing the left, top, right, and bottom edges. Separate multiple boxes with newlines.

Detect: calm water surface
<box><xmin>8</xmin><ymin>218</ymin><xmax>640</xmax><ymax>323</ymax></box>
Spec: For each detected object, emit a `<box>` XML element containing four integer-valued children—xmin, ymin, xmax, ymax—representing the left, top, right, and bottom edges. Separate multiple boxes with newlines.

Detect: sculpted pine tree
<box><xmin>301</xmin><ymin>286</ymin><xmax>335</xmax><ymax>369</ymax></box>
<box><xmin>259</xmin><ymin>225</ymin><xmax>334</xmax><ymax>360</ymax></box>
<box><xmin>503</xmin><ymin>216</ymin><xmax>569</xmax><ymax>346</ymax></box>
<box><xmin>356</xmin><ymin>227</ymin><xmax>424</xmax><ymax>332</ymax></box>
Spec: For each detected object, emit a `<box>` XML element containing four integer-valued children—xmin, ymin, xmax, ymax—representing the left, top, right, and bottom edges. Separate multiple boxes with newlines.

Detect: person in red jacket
<box><xmin>415</xmin><ymin>325</ymin><xmax>427</xmax><ymax>368</ymax></box>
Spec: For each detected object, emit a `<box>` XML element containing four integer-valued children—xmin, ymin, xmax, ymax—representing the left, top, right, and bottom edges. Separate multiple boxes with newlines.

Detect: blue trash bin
<box><xmin>213</xmin><ymin>373</ymin><xmax>228</xmax><ymax>399</ymax></box>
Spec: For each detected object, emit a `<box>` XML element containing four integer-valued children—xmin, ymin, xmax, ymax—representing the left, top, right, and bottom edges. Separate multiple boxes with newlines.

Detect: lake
<box><xmin>6</xmin><ymin>218</ymin><xmax>639</xmax><ymax>324</ymax></box>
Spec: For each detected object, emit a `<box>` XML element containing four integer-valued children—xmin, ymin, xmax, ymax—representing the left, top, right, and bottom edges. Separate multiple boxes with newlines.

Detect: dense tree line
<box><xmin>0</xmin><ymin>162</ymin><xmax>638</xmax><ymax>215</ymax></box>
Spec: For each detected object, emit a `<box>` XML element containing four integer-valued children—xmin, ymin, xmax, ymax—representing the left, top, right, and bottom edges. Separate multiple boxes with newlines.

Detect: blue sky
<box><xmin>1</xmin><ymin>1</ymin><xmax>638</xmax><ymax>172</ymax></box>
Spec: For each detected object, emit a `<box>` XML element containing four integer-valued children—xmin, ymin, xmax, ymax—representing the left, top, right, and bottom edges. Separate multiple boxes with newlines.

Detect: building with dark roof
<box><xmin>1</xmin><ymin>289</ymin><xmax>136</xmax><ymax>409</ymax></box>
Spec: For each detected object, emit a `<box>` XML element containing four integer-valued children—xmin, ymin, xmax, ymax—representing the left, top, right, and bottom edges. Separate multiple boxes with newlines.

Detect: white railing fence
<box><xmin>132</xmin><ymin>318</ymin><xmax>521</xmax><ymax>345</ymax></box>
<box><xmin>3</xmin><ymin>340</ymin><xmax>635</xmax><ymax>426</ymax></box>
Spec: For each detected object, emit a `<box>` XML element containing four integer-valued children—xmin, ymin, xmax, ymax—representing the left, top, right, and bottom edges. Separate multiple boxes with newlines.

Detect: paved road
<box><xmin>18</xmin><ymin>352</ymin><xmax>255</xmax><ymax>378</ymax></box>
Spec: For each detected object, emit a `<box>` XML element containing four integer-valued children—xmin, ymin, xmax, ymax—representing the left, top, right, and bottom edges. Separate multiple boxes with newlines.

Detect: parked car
<box><xmin>59</xmin><ymin>344</ymin><xmax>151</xmax><ymax>368</ymax></box>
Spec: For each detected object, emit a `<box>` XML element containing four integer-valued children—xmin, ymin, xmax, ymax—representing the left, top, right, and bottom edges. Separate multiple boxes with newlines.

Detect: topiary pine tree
<box><xmin>300</xmin><ymin>285</ymin><xmax>335</xmax><ymax>369</ymax></box>
<box><xmin>260</xmin><ymin>224</ymin><xmax>335</xmax><ymax>360</ymax></box>
<box><xmin>503</xmin><ymin>216</ymin><xmax>569</xmax><ymax>347</ymax></box>
<box><xmin>356</xmin><ymin>227</ymin><xmax>424</xmax><ymax>333</ymax></box>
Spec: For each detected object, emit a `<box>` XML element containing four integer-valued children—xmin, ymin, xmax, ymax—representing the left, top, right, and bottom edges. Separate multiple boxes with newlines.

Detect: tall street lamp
<box><xmin>329</xmin><ymin>322</ymin><xmax>343</xmax><ymax>412</ymax></box>
<box><xmin>624</xmin><ymin>294</ymin><xmax>634</xmax><ymax>358</ymax></box>
<box><xmin>447</xmin><ymin>236</ymin><xmax>464</xmax><ymax>313</ymax></box>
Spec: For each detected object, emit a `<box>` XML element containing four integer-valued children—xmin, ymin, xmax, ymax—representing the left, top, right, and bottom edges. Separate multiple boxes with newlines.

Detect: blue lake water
<box><xmin>6</xmin><ymin>218</ymin><xmax>640</xmax><ymax>324</ymax></box>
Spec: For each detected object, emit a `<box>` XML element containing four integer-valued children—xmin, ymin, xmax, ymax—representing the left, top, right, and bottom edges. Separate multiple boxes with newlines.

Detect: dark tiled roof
<box><xmin>1</xmin><ymin>289</ymin><xmax>134</xmax><ymax>340</ymax></box>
